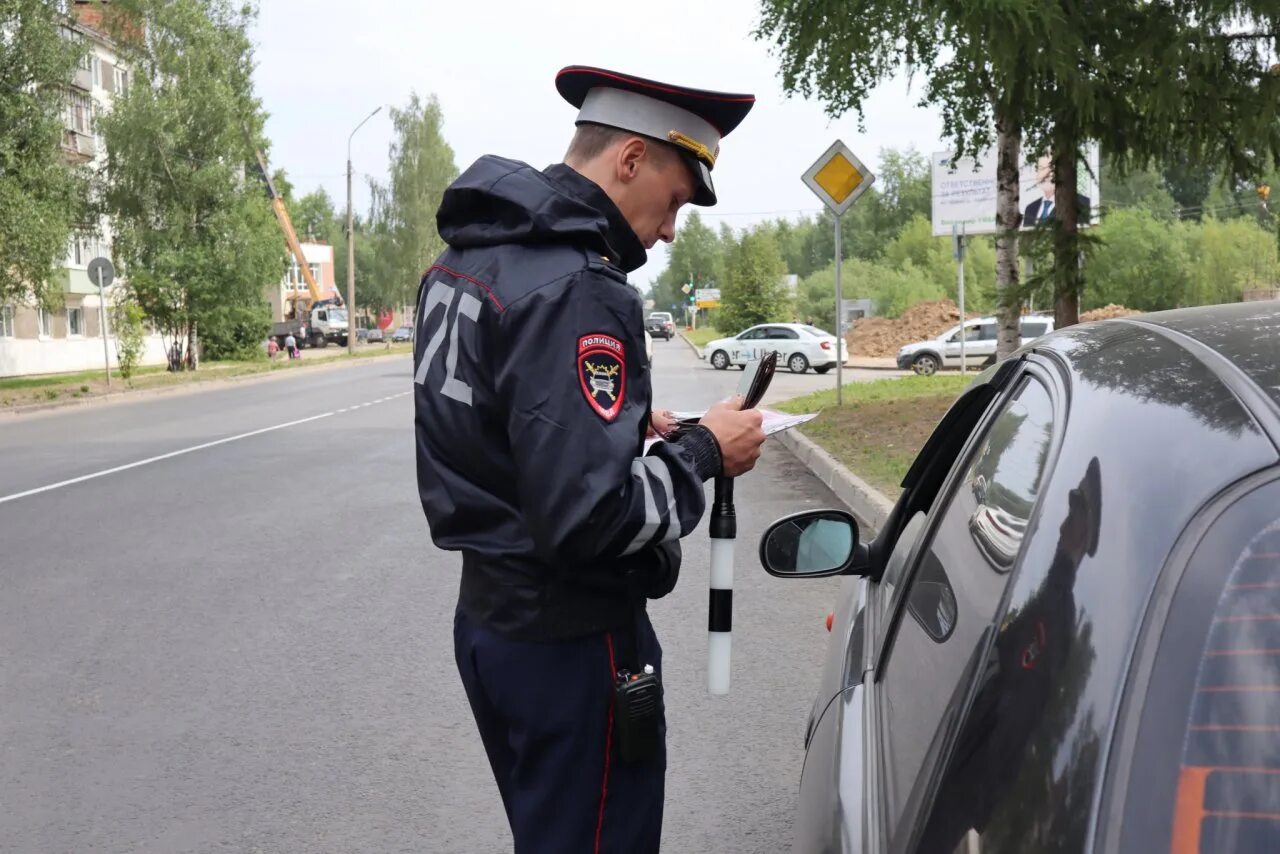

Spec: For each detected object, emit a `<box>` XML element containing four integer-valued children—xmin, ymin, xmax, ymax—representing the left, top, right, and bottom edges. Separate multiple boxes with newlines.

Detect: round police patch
<box><xmin>578</xmin><ymin>334</ymin><xmax>626</xmax><ymax>422</ymax></box>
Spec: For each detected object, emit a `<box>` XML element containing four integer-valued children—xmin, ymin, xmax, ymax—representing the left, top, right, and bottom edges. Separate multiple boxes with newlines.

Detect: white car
<box><xmin>702</xmin><ymin>323</ymin><xmax>847</xmax><ymax>374</ymax></box>
<box><xmin>896</xmin><ymin>314</ymin><xmax>1055</xmax><ymax>376</ymax></box>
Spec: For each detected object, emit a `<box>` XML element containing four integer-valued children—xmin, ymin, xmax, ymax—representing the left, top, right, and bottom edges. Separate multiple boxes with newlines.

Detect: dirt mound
<box><xmin>1080</xmin><ymin>304</ymin><xmax>1141</xmax><ymax>322</ymax></box>
<box><xmin>846</xmin><ymin>300</ymin><xmax>979</xmax><ymax>357</ymax></box>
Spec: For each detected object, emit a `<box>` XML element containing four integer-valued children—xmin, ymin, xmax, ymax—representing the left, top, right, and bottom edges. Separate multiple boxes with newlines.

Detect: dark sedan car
<box><xmin>758</xmin><ymin>302</ymin><xmax>1280</xmax><ymax>853</ymax></box>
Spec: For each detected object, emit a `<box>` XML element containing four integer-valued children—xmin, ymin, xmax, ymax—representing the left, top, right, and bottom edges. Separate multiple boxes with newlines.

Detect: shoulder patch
<box><xmin>578</xmin><ymin>334</ymin><xmax>626</xmax><ymax>422</ymax></box>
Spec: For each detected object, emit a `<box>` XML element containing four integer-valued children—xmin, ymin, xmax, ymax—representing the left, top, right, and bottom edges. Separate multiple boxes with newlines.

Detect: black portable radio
<box><xmin>613</xmin><ymin>665</ymin><xmax>664</xmax><ymax>763</ymax></box>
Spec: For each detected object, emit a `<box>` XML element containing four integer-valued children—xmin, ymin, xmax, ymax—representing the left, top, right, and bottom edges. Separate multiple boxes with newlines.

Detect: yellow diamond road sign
<box><xmin>802</xmin><ymin>140</ymin><xmax>875</xmax><ymax>216</ymax></box>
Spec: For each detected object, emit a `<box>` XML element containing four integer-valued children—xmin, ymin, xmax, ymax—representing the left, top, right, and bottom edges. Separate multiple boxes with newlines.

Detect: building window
<box><xmin>0</xmin><ymin>306</ymin><xmax>13</xmax><ymax>338</ymax></box>
<box><xmin>66</xmin><ymin>90</ymin><xmax>92</xmax><ymax>134</ymax></box>
<box><xmin>113</xmin><ymin>65</ymin><xmax>127</xmax><ymax>92</ymax></box>
<box><xmin>37</xmin><ymin>307</ymin><xmax>53</xmax><ymax>338</ymax></box>
<box><xmin>90</xmin><ymin>55</ymin><xmax>100</xmax><ymax>88</ymax></box>
<box><xmin>67</xmin><ymin>307</ymin><xmax>84</xmax><ymax>336</ymax></box>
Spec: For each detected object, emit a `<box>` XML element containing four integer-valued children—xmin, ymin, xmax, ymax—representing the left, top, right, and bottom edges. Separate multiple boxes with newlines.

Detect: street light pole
<box><xmin>347</xmin><ymin>106</ymin><xmax>382</xmax><ymax>355</ymax></box>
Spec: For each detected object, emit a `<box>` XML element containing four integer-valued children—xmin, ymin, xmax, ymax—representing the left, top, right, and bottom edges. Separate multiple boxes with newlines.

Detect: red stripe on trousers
<box><xmin>596</xmin><ymin>633</ymin><xmax>616</xmax><ymax>854</ymax></box>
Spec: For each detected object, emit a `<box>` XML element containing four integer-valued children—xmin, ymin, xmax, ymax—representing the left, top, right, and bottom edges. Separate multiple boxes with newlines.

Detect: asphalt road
<box><xmin>0</xmin><ymin>343</ymin><xmax>882</xmax><ymax>853</ymax></box>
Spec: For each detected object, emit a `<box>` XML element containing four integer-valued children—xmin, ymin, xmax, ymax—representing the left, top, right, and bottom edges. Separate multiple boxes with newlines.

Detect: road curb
<box><xmin>0</xmin><ymin>350</ymin><xmax>409</xmax><ymax>419</ymax></box>
<box><xmin>676</xmin><ymin>331</ymin><xmax>703</xmax><ymax>360</ymax></box>
<box><xmin>772</xmin><ymin>427</ymin><xmax>896</xmax><ymax>534</ymax></box>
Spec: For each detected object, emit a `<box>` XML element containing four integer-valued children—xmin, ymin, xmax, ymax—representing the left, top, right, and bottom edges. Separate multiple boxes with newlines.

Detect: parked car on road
<box><xmin>756</xmin><ymin>302</ymin><xmax>1280</xmax><ymax>854</ymax></box>
<box><xmin>391</xmin><ymin>325</ymin><xmax>414</xmax><ymax>344</ymax></box>
<box><xmin>647</xmin><ymin>311</ymin><xmax>676</xmax><ymax>341</ymax></box>
<box><xmin>364</xmin><ymin>327</ymin><xmax>385</xmax><ymax>343</ymax></box>
<box><xmin>702</xmin><ymin>323</ymin><xmax>847</xmax><ymax>374</ymax></box>
<box><xmin>897</xmin><ymin>314</ymin><xmax>1054</xmax><ymax>375</ymax></box>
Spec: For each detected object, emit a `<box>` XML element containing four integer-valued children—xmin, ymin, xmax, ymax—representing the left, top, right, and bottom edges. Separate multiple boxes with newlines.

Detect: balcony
<box><xmin>61</xmin><ymin>130</ymin><xmax>96</xmax><ymax>164</ymax></box>
<box><xmin>71</xmin><ymin>65</ymin><xmax>93</xmax><ymax>91</ymax></box>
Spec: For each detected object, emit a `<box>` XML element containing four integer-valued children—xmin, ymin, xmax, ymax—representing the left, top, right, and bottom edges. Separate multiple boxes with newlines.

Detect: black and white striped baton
<box><xmin>707</xmin><ymin>474</ymin><xmax>735</xmax><ymax>695</ymax></box>
<box><xmin>707</xmin><ymin>350</ymin><xmax>776</xmax><ymax>696</ymax></box>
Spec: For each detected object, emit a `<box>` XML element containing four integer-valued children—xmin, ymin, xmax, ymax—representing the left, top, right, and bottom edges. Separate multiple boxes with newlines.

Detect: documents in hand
<box><xmin>644</xmin><ymin>408</ymin><xmax>818</xmax><ymax>453</ymax></box>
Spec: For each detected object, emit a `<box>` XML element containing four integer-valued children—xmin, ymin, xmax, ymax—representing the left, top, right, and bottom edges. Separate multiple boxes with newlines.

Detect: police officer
<box><xmin>413</xmin><ymin>65</ymin><xmax>767</xmax><ymax>852</ymax></box>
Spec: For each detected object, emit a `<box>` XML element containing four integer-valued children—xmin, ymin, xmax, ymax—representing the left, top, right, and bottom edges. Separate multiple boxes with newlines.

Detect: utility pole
<box><xmin>347</xmin><ymin>106</ymin><xmax>382</xmax><ymax>354</ymax></box>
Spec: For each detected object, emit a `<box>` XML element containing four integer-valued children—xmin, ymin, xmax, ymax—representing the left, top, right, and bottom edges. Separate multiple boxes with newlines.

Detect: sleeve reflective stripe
<box><xmin>648</xmin><ymin>455</ymin><xmax>682</xmax><ymax>544</ymax></box>
<box><xmin>622</xmin><ymin>456</ymin><xmax>681</xmax><ymax>555</ymax></box>
<box><xmin>623</xmin><ymin>457</ymin><xmax>661</xmax><ymax>555</ymax></box>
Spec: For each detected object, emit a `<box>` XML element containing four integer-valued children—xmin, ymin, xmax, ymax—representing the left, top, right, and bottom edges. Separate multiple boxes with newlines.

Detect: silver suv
<box><xmin>896</xmin><ymin>315</ymin><xmax>1055</xmax><ymax>375</ymax></box>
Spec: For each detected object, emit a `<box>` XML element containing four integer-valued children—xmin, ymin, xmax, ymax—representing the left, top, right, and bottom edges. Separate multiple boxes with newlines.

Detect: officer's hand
<box><xmin>700</xmin><ymin>396</ymin><xmax>765</xmax><ymax>477</ymax></box>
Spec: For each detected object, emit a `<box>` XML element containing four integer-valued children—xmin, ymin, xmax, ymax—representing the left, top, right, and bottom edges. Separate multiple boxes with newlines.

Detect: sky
<box><xmin>249</xmin><ymin>0</ymin><xmax>946</xmax><ymax>290</ymax></box>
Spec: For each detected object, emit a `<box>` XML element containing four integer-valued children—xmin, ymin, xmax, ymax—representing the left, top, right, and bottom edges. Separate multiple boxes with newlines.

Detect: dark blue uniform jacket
<box><xmin>414</xmin><ymin>156</ymin><xmax>722</xmax><ymax>641</ymax></box>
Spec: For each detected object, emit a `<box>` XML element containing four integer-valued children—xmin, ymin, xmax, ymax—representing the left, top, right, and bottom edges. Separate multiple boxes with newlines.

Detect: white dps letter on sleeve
<box><xmin>414</xmin><ymin>280</ymin><xmax>482</xmax><ymax>406</ymax></box>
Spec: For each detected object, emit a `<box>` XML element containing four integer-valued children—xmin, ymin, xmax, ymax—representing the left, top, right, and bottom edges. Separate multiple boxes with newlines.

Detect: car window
<box><xmin>949</xmin><ymin>325</ymin><xmax>983</xmax><ymax>343</ymax></box>
<box><xmin>1021</xmin><ymin>320</ymin><xmax>1049</xmax><ymax>338</ymax></box>
<box><xmin>767</xmin><ymin>327</ymin><xmax>800</xmax><ymax>340</ymax></box>
<box><xmin>875</xmin><ymin>378</ymin><xmax>1057</xmax><ymax>847</ymax></box>
<box><xmin>738</xmin><ymin>328</ymin><xmax>764</xmax><ymax>341</ymax></box>
<box><xmin>980</xmin><ymin>323</ymin><xmax>998</xmax><ymax>341</ymax></box>
<box><xmin>1117</xmin><ymin>478</ymin><xmax>1280</xmax><ymax>854</ymax></box>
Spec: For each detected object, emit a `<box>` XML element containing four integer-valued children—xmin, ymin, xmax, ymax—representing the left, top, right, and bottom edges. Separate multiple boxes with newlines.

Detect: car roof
<box><xmin>1029</xmin><ymin>302</ymin><xmax>1280</xmax><ymax>444</ymax></box>
<box><xmin>1131</xmin><ymin>301</ymin><xmax>1280</xmax><ymax>413</ymax></box>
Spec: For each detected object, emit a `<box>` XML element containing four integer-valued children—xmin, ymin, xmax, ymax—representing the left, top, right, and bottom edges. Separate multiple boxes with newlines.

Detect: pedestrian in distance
<box><xmin>413</xmin><ymin>65</ymin><xmax>767</xmax><ymax>852</ymax></box>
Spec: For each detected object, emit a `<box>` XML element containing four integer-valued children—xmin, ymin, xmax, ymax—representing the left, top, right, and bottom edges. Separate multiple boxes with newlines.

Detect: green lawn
<box><xmin>774</xmin><ymin>375</ymin><xmax>972</xmax><ymax>497</ymax></box>
<box><xmin>682</xmin><ymin>328</ymin><xmax>721</xmax><ymax>348</ymax></box>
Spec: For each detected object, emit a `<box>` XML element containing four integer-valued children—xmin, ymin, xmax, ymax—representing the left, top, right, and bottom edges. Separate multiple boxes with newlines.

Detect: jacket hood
<box><xmin>435</xmin><ymin>156</ymin><xmax>647</xmax><ymax>272</ymax></box>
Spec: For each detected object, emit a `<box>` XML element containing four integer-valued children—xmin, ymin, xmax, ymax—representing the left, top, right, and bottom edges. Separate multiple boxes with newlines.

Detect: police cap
<box><xmin>556</xmin><ymin>65</ymin><xmax>755</xmax><ymax>206</ymax></box>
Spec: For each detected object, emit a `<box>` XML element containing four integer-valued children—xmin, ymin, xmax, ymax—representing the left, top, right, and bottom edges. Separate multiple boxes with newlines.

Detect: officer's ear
<box><xmin>615</xmin><ymin>136</ymin><xmax>648</xmax><ymax>185</ymax></box>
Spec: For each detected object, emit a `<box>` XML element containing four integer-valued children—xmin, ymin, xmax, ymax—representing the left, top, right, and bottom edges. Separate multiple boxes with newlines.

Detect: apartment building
<box><xmin>0</xmin><ymin>1</ymin><xmax>168</xmax><ymax>378</ymax></box>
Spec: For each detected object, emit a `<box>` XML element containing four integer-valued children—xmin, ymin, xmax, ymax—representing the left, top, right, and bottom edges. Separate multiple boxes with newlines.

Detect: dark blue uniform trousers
<box><xmin>454</xmin><ymin>608</ymin><xmax>666</xmax><ymax>853</ymax></box>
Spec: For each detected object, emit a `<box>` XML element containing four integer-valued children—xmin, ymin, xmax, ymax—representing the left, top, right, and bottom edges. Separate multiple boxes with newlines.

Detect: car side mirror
<box><xmin>759</xmin><ymin>509</ymin><xmax>870</xmax><ymax>579</ymax></box>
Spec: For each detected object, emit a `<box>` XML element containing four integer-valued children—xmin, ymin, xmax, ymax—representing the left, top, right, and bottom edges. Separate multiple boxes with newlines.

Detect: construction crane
<box><xmin>249</xmin><ymin>145</ymin><xmax>334</xmax><ymax>316</ymax></box>
<box><xmin>246</xmin><ymin>132</ymin><xmax>350</xmax><ymax>349</ymax></box>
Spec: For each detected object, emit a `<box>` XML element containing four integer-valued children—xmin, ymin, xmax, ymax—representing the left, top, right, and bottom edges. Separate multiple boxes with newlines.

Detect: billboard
<box><xmin>931</xmin><ymin>145</ymin><xmax>1101</xmax><ymax>237</ymax></box>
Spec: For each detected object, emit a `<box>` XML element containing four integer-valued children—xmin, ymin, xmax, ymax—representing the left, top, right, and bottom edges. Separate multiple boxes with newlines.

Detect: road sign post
<box><xmin>802</xmin><ymin>140</ymin><xmax>875</xmax><ymax>406</ymax></box>
<box><xmin>87</xmin><ymin>257</ymin><xmax>116</xmax><ymax>387</ymax></box>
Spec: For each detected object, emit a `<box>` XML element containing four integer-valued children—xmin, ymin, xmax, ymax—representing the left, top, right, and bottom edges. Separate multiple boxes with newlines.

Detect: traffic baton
<box><xmin>708</xmin><ymin>474</ymin><xmax>735</xmax><ymax>695</ymax></box>
<box><xmin>706</xmin><ymin>350</ymin><xmax>776</xmax><ymax>696</ymax></box>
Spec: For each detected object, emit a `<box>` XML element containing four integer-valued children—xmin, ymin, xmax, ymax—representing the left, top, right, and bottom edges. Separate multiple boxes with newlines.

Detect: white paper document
<box><xmin>644</xmin><ymin>408</ymin><xmax>818</xmax><ymax>452</ymax></box>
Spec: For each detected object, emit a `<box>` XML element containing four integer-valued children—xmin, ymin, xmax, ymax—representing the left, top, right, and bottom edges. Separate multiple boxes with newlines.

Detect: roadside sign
<box><xmin>931</xmin><ymin>145</ymin><xmax>1101</xmax><ymax>236</ymax></box>
<box><xmin>695</xmin><ymin>288</ymin><xmax>721</xmax><ymax>308</ymax></box>
<box><xmin>802</xmin><ymin>140</ymin><xmax>875</xmax><ymax>216</ymax></box>
<box><xmin>87</xmin><ymin>257</ymin><xmax>115</xmax><ymax>289</ymax></box>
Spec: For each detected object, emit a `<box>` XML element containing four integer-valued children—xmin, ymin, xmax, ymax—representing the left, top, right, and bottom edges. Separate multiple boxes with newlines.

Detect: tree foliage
<box><xmin>716</xmin><ymin>227</ymin><xmax>789</xmax><ymax>333</ymax></box>
<box><xmin>0</xmin><ymin>0</ymin><xmax>91</xmax><ymax>307</ymax></box>
<box><xmin>110</xmin><ymin>296</ymin><xmax>146</xmax><ymax>381</ymax></box>
<box><xmin>97</xmin><ymin>0</ymin><xmax>279</xmax><ymax>369</ymax></box>
<box><xmin>368</xmin><ymin>92</ymin><xmax>458</xmax><ymax>313</ymax></box>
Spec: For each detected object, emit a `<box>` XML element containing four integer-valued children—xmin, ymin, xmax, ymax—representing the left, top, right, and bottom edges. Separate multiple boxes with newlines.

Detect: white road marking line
<box><xmin>0</xmin><ymin>408</ymin><xmax>346</xmax><ymax>506</ymax></box>
<box><xmin>2</xmin><ymin>390</ymin><xmax>418</xmax><ymax>505</ymax></box>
